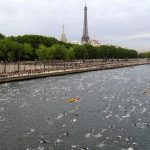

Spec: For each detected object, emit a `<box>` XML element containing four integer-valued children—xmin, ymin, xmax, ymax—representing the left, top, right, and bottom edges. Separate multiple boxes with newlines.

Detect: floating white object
<box><xmin>127</xmin><ymin>148</ymin><xmax>134</xmax><ymax>150</ymax></box>
<box><xmin>97</xmin><ymin>143</ymin><xmax>105</xmax><ymax>148</ymax></box>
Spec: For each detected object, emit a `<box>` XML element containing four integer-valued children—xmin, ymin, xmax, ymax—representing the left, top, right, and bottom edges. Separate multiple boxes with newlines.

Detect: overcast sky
<box><xmin>0</xmin><ymin>0</ymin><xmax>150</xmax><ymax>51</ymax></box>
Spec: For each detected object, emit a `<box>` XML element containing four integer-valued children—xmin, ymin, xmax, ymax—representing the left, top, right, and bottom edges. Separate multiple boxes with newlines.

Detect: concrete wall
<box><xmin>0</xmin><ymin>59</ymin><xmax>149</xmax><ymax>74</ymax></box>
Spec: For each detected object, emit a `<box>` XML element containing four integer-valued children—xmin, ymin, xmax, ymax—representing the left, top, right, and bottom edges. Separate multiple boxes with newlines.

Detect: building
<box><xmin>71</xmin><ymin>41</ymin><xmax>81</xmax><ymax>45</ymax></box>
<box><xmin>90</xmin><ymin>40</ymin><xmax>100</xmax><ymax>47</ymax></box>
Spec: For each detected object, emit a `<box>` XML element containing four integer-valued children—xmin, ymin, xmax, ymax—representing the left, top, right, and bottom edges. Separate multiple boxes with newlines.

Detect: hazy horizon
<box><xmin>0</xmin><ymin>0</ymin><xmax>150</xmax><ymax>51</ymax></box>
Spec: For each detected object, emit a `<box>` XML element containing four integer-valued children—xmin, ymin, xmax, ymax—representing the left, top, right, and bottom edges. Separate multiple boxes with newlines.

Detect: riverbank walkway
<box><xmin>0</xmin><ymin>59</ymin><xmax>149</xmax><ymax>83</ymax></box>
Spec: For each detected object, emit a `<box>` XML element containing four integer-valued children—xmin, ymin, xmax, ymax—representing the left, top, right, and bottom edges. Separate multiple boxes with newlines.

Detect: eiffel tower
<box><xmin>60</xmin><ymin>25</ymin><xmax>67</xmax><ymax>43</ymax></box>
<box><xmin>81</xmin><ymin>5</ymin><xmax>90</xmax><ymax>44</ymax></box>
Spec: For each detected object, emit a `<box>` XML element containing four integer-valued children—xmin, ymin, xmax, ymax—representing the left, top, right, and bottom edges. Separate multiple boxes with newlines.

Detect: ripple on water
<box><xmin>19</xmin><ymin>102</ymin><xmax>30</xmax><ymax>108</ymax></box>
<box><xmin>0</xmin><ymin>116</ymin><xmax>6</xmax><ymax>122</ymax></box>
<box><xmin>0</xmin><ymin>99</ymin><xmax>9</xmax><ymax>102</ymax></box>
<box><xmin>0</xmin><ymin>107</ymin><xmax>5</xmax><ymax>112</ymax></box>
<box><xmin>97</xmin><ymin>143</ymin><xmax>105</xmax><ymax>148</ymax></box>
<box><xmin>24</xmin><ymin>128</ymin><xmax>35</xmax><ymax>137</ymax></box>
<box><xmin>55</xmin><ymin>113</ymin><xmax>65</xmax><ymax>120</ymax></box>
<box><xmin>0</xmin><ymin>65</ymin><xmax>150</xmax><ymax>150</ymax></box>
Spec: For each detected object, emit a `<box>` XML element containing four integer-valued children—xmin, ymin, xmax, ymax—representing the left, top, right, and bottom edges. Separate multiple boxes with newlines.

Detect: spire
<box><xmin>85</xmin><ymin>0</ymin><xmax>87</xmax><ymax>6</ymax></box>
<box><xmin>62</xmin><ymin>25</ymin><xmax>65</xmax><ymax>34</ymax></box>
<box><xmin>81</xmin><ymin>4</ymin><xmax>90</xmax><ymax>44</ymax></box>
<box><xmin>60</xmin><ymin>24</ymin><xmax>67</xmax><ymax>43</ymax></box>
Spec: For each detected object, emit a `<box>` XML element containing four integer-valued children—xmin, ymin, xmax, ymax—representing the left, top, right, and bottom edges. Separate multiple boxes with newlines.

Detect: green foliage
<box><xmin>64</xmin><ymin>47</ymin><xmax>75</xmax><ymax>60</ymax></box>
<box><xmin>0</xmin><ymin>33</ymin><xmax>5</xmax><ymax>39</ymax></box>
<box><xmin>139</xmin><ymin>52</ymin><xmax>150</xmax><ymax>58</ymax></box>
<box><xmin>84</xmin><ymin>44</ymin><xmax>98</xmax><ymax>59</ymax></box>
<box><xmin>73</xmin><ymin>45</ymin><xmax>88</xmax><ymax>59</ymax></box>
<box><xmin>0</xmin><ymin>34</ymin><xmax>140</xmax><ymax>61</ymax></box>
<box><xmin>96</xmin><ymin>45</ymin><xmax>138</xmax><ymax>59</ymax></box>
<box><xmin>0</xmin><ymin>38</ymin><xmax>34</xmax><ymax>61</ymax></box>
<box><xmin>22</xmin><ymin>43</ymin><xmax>34</xmax><ymax>60</ymax></box>
<box><xmin>36</xmin><ymin>45</ymin><xmax>49</xmax><ymax>60</ymax></box>
<box><xmin>98</xmin><ymin>45</ymin><xmax>110</xmax><ymax>58</ymax></box>
<box><xmin>9</xmin><ymin>35</ymin><xmax>59</xmax><ymax>49</ymax></box>
<box><xmin>0</xmin><ymin>38</ymin><xmax>22</xmax><ymax>61</ymax></box>
<box><xmin>36</xmin><ymin>44</ymin><xmax>74</xmax><ymax>60</ymax></box>
<box><xmin>50</xmin><ymin>44</ymin><xmax>67</xmax><ymax>60</ymax></box>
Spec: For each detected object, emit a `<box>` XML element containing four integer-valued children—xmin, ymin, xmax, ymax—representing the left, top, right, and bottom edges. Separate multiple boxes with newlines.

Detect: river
<box><xmin>0</xmin><ymin>65</ymin><xmax>150</xmax><ymax>150</ymax></box>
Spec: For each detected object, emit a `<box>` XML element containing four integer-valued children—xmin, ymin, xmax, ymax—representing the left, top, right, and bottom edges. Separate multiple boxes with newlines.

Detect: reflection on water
<box><xmin>0</xmin><ymin>65</ymin><xmax>150</xmax><ymax>150</ymax></box>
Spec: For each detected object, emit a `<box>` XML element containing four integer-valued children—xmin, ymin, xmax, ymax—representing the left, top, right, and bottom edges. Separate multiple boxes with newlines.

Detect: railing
<box><xmin>0</xmin><ymin>59</ymin><xmax>149</xmax><ymax>79</ymax></box>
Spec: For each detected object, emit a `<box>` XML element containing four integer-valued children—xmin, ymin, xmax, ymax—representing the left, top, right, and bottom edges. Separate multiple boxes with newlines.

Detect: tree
<box><xmin>22</xmin><ymin>43</ymin><xmax>34</xmax><ymax>60</ymax></box>
<box><xmin>0</xmin><ymin>33</ymin><xmax>5</xmax><ymax>39</ymax></box>
<box><xmin>9</xmin><ymin>35</ymin><xmax>59</xmax><ymax>49</ymax></box>
<box><xmin>0</xmin><ymin>33</ymin><xmax>139</xmax><ymax>61</ymax></box>
<box><xmin>139</xmin><ymin>52</ymin><xmax>150</xmax><ymax>58</ymax></box>
<box><xmin>98</xmin><ymin>45</ymin><xmax>110</xmax><ymax>59</ymax></box>
<box><xmin>0</xmin><ymin>38</ymin><xmax>23</xmax><ymax>72</ymax></box>
<box><xmin>36</xmin><ymin>45</ymin><xmax>48</xmax><ymax>60</ymax></box>
<box><xmin>84</xmin><ymin>44</ymin><xmax>98</xmax><ymax>59</ymax></box>
<box><xmin>73</xmin><ymin>45</ymin><xmax>88</xmax><ymax>59</ymax></box>
<box><xmin>64</xmin><ymin>47</ymin><xmax>75</xmax><ymax>61</ymax></box>
<box><xmin>51</xmin><ymin>44</ymin><xmax>67</xmax><ymax>60</ymax></box>
<box><xmin>0</xmin><ymin>38</ymin><xmax>21</xmax><ymax>61</ymax></box>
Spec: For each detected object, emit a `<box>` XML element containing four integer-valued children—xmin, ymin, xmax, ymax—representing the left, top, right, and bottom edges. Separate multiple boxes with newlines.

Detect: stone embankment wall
<box><xmin>0</xmin><ymin>59</ymin><xmax>149</xmax><ymax>74</ymax></box>
<box><xmin>0</xmin><ymin>59</ymin><xmax>149</xmax><ymax>83</ymax></box>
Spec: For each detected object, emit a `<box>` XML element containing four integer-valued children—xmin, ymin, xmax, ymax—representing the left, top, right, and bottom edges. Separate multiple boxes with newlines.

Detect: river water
<box><xmin>0</xmin><ymin>65</ymin><xmax>150</xmax><ymax>150</ymax></box>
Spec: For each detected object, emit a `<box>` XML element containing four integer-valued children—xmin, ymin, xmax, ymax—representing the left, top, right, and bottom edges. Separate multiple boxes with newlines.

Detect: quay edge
<box><xmin>0</xmin><ymin>62</ymin><xmax>150</xmax><ymax>84</ymax></box>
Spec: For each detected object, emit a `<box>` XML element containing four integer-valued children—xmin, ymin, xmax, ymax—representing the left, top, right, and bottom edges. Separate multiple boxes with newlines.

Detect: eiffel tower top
<box><xmin>60</xmin><ymin>25</ymin><xmax>67</xmax><ymax>43</ymax></box>
<box><xmin>84</xmin><ymin>0</ymin><xmax>87</xmax><ymax>10</ymax></box>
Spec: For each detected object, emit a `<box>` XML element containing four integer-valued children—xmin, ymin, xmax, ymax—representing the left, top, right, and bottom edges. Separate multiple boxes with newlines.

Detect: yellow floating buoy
<box><xmin>65</xmin><ymin>97</ymin><xmax>80</xmax><ymax>103</ymax></box>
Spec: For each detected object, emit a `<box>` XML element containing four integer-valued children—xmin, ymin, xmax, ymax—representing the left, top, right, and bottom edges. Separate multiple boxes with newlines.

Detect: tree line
<box><xmin>0</xmin><ymin>33</ymin><xmax>148</xmax><ymax>62</ymax></box>
<box><xmin>139</xmin><ymin>52</ymin><xmax>150</xmax><ymax>58</ymax></box>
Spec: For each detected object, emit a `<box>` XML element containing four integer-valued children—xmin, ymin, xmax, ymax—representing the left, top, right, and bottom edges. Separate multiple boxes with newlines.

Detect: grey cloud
<box><xmin>0</xmin><ymin>0</ymin><xmax>150</xmax><ymax>51</ymax></box>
